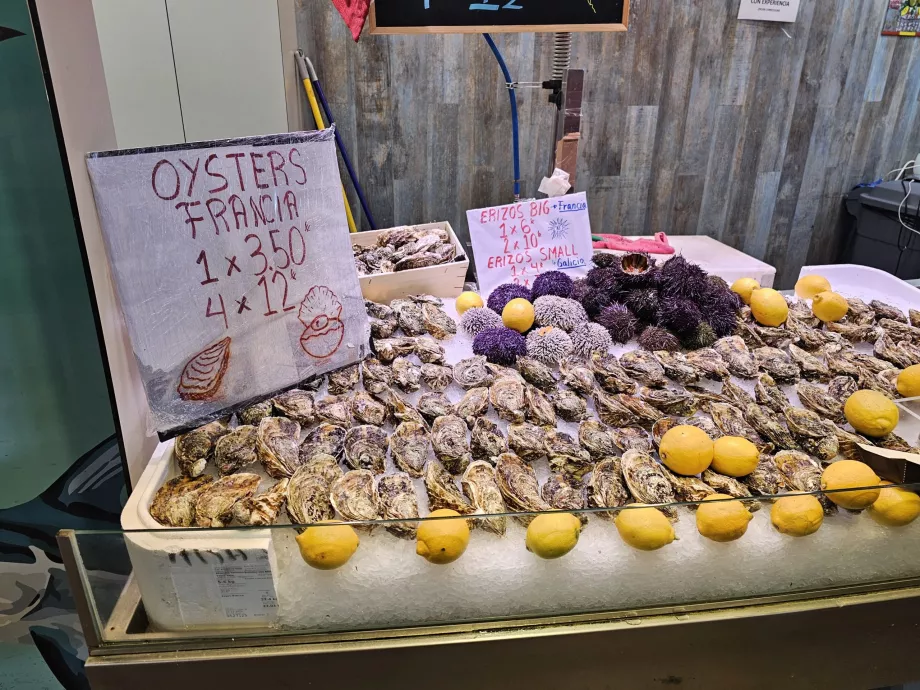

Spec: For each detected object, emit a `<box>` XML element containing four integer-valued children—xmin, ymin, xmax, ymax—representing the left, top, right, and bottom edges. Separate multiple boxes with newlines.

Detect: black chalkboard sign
<box><xmin>369</xmin><ymin>0</ymin><xmax>628</xmax><ymax>34</ymax></box>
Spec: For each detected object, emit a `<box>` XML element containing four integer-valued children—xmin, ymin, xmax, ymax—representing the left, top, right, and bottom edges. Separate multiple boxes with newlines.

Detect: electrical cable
<box><xmin>897</xmin><ymin>179</ymin><xmax>920</xmax><ymax>238</ymax></box>
<box><xmin>884</xmin><ymin>159</ymin><xmax>917</xmax><ymax>182</ymax></box>
<box><xmin>483</xmin><ymin>33</ymin><xmax>521</xmax><ymax>200</ymax></box>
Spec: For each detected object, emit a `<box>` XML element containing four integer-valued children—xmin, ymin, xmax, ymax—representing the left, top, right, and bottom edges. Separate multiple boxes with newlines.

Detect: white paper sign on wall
<box><xmin>738</xmin><ymin>0</ymin><xmax>800</xmax><ymax>22</ymax></box>
<box><xmin>466</xmin><ymin>192</ymin><xmax>593</xmax><ymax>297</ymax></box>
<box><xmin>86</xmin><ymin>128</ymin><xmax>370</xmax><ymax>434</ymax></box>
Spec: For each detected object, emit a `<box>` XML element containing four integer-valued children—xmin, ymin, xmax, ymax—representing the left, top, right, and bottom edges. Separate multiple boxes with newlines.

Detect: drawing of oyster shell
<box><xmin>686</xmin><ymin>348</ymin><xmax>730</xmax><ymax>380</ymax></box>
<box><xmin>495</xmin><ymin>452</ymin><xmax>551</xmax><ymax>524</ymax></box>
<box><xmin>422</xmin><ymin>302</ymin><xmax>457</xmax><ymax>340</ymax></box>
<box><xmin>560</xmin><ymin>357</ymin><xmax>596</xmax><ymax>396</ymax></box>
<box><xmin>174</xmin><ymin>419</ymin><xmax>229</xmax><ymax>477</ymax></box>
<box><xmin>273</xmin><ymin>388</ymin><xmax>315</xmax><ymax>425</ymax></box>
<box><xmin>620</xmin><ymin>350</ymin><xmax>667</xmax><ymax>387</ymax></box>
<box><xmin>773</xmin><ymin>450</ymin><xmax>836</xmax><ymax>515</ymax></box>
<box><xmin>491</xmin><ymin>376</ymin><xmax>526</xmax><ymax>423</ymax></box>
<box><xmin>507</xmin><ymin>422</ymin><xmax>547</xmax><ymax>460</ymax></box>
<box><xmin>177</xmin><ymin>337</ymin><xmax>231</xmax><ymax>401</ymax></box>
<box><xmin>315</xmin><ymin>395</ymin><xmax>352</xmax><ymax>427</ymax></box>
<box><xmin>545</xmin><ymin>429</ymin><xmax>594</xmax><ymax>483</ymax></box>
<box><xmin>700</xmin><ymin>471</ymin><xmax>758</xmax><ymax>511</ymax></box>
<box><xmin>286</xmin><ymin>458</ymin><xmax>340</xmax><ymax>526</ymax></box>
<box><xmin>424</xmin><ymin>460</ymin><xmax>474</xmax><ymax>514</ymax></box>
<box><xmin>455</xmin><ymin>387</ymin><xmax>490</xmax><ymax>428</ymax></box>
<box><xmin>420</xmin><ymin>363</ymin><xmax>452</xmax><ymax>391</ymax></box>
<box><xmin>661</xmin><ymin>465</ymin><xmax>715</xmax><ymax>503</ymax></box>
<box><xmin>257</xmin><ymin>416</ymin><xmax>301</xmax><ymax>478</ymax></box>
<box><xmin>415</xmin><ymin>336</ymin><xmax>446</xmax><ymax>364</ymax></box>
<box><xmin>298</xmin><ymin>286</ymin><xmax>344</xmax><ymax>359</ymax></box>
<box><xmin>453</xmin><ymin>355</ymin><xmax>494</xmax><ymax>389</ymax></box>
<box><xmin>194</xmin><ymin>473</ymin><xmax>261</xmax><ymax>527</ymax></box>
<box><xmin>376</xmin><ymin>473</ymin><xmax>419</xmax><ymax>539</ymax></box>
<box><xmin>366</xmin><ymin>300</ymin><xmax>398</xmax><ymax>339</ymax></box>
<box><xmin>431</xmin><ymin>415</ymin><xmax>472</xmax><ymax>474</ymax></box>
<box><xmin>639</xmin><ymin>386</ymin><xmax>698</xmax><ymax>416</ymax></box>
<box><xmin>744</xmin><ymin>403</ymin><xmax>798</xmax><ymax>451</ymax></box>
<box><xmin>150</xmin><ymin>475</ymin><xmax>215</xmax><ymax>527</ymax></box>
<box><xmin>471</xmin><ymin>418</ymin><xmax>507</xmax><ymax>463</ymax></box>
<box><xmin>392</xmin><ymin>357</ymin><xmax>422</xmax><ymax>392</ymax></box>
<box><xmin>587</xmin><ymin>457</ymin><xmax>630</xmax><ymax>519</ymax></box>
<box><xmin>374</xmin><ymin>337</ymin><xmax>416</xmax><ymax>363</ymax></box>
<box><xmin>350</xmin><ymin>391</ymin><xmax>387</xmax><ymax>426</ymax></box>
<box><xmin>517</xmin><ymin>356</ymin><xmax>558</xmax><ymax>391</ymax></box>
<box><xmin>754</xmin><ymin>346</ymin><xmax>800</xmax><ymax>383</ymax></box>
<box><xmin>461</xmin><ymin>461</ymin><xmax>507</xmax><ymax>535</ymax></box>
<box><xmin>237</xmin><ymin>400</ymin><xmax>272</xmax><ymax>426</ymax></box>
<box><xmin>344</xmin><ymin>425</ymin><xmax>388</xmax><ymax>473</ymax></box>
<box><xmin>524</xmin><ymin>384</ymin><xmax>557</xmax><ymax>427</ymax></box>
<box><xmin>714</xmin><ymin>336</ymin><xmax>758</xmax><ymax>378</ymax></box>
<box><xmin>610</xmin><ymin>426</ymin><xmax>654</xmax><ymax>453</ymax></box>
<box><xmin>389</xmin><ymin>421</ymin><xmax>431</xmax><ymax>477</ymax></box>
<box><xmin>232</xmin><ymin>478</ymin><xmax>289</xmax><ymax>526</ymax></box>
<box><xmin>552</xmin><ymin>389</ymin><xmax>589</xmax><ymax>422</ymax></box>
<box><xmin>796</xmin><ymin>381</ymin><xmax>845</xmax><ymax>424</ymax></box>
<box><xmin>620</xmin><ymin>450</ymin><xmax>678</xmax><ymax>521</ymax></box>
<box><xmin>590</xmin><ymin>352</ymin><xmax>638</xmax><ymax>393</ymax></box>
<box><xmin>653</xmin><ymin>350</ymin><xmax>703</xmax><ymax>385</ymax></box>
<box><xmin>214</xmin><ymin>425</ymin><xmax>258</xmax><ymax>475</ymax></box>
<box><xmin>299</xmin><ymin>423</ymin><xmax>346</xmax><ymax>463</ymax></box>
<box><xmin>542</xmin><ymin>474</ymin><xmax>587</xmax><ymax>525</ymax></box>
<box><xmin>330</xmin><ymin>470</ymin><xmax>379</xmax><ymax>526</ymax></box>
<box><xmin>754</xmin><ymin>373</ymin><xmax>789</xmax><ymax>413</ymax></box>
<box><xmin>417</xmin><ymin>392</ymin><xmax>454</xmax><ymax>425</ymax></box>
<box><xmin>578</xmin><ymin>420</ymin><xmax>617</xmax><ymax>460</ymax></box>
<box><xmin>741</xmin><ymin>454</ymin><xmax>785</xmax><ymax>496</ymax></box>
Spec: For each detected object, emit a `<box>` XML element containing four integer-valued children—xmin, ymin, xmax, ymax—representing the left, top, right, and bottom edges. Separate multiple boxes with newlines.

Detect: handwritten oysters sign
<box><xmin>86</xmin><ymin>129</ymin><xmax>369</xmax><ymax>434</ymax></box>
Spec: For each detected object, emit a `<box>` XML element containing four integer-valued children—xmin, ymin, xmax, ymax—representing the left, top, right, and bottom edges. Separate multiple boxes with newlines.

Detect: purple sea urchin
<box><xmin>526</xmin><ymin>326</ymin><xmax>574</xmax><ymax>365</ymax></box>
<box><xmin>592</xmin><ymin>252</ymin><xmax>619</xmax><ymax>268</ymax></box>
<box><xmin>571</xmin><ymin>322</ymin><xmax>614</xmax><ymax>359</ymax></box>
<box><xmin>638</xmin><ymin>326</ymin><xmax>680</xmax><ymax>353</ymax></box>
<box><xmin>487</xmin><ymin>283</ymin><xmax>532</xmax><ymax>314</ymax></box>
<box><xmin>532</xmin><ymin>271</ymin><xmax>574</xmax><ymax>299</ymax></box>
<box><xmin>658</xmin><ymin>297</ymin><xmax>703</xmax><ymax>336</ymax></box>
<box><xmin>658</xmin><ymin>255</ymin><xmax>708</xmax><ymax>301</ymax></box>
<box><xmin>533</xmin><ymin>296</ymin><xmax>589</xmax><ymax>332</ymax></box>
<box><xmin>571</xmin><ymin>278</ymin><xmax>590</xmax><ymax>303</ymax></box>
<box><xmin>624</xmin><ymin>288</ymin><xmax>660</xmax><ymax>321</ymax></box>
<box><xmin>596</xmin><ymin>303</ymin><xmax>638</xmax><ymax>344</ymax></box>
<box><xmin>581</xmin><ymin>287</ymin><xmax>615</xmax><ymax>318</ymax></box>
<box><xmin>586</xmin><ymin>266</ymin><xmax>620</xmax><ymax>290</ymax></box>
<box><xmin>473</xmin><ymin>327</ymin><xmax>527</xmax><ymax>365</ymax></box>
<box><xmin>460</xmin><ymin>307</ymin><xmax>503</xmax><ymax>336</ymax></box>
<box><xmin>681</xmin><ymin>322</ymin><xmax>717</xmax><ymax>350</ymax></box>
<box><xmin>705</xmin><ymin>308</ymin><xmax>738</xmax><ymax>338</ymax></box>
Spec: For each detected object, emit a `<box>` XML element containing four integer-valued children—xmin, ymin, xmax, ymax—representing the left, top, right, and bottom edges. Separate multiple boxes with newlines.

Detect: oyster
<box><xmin>720</xmin><ymin>379</ymin><xmax>754</xmax><ymax>409</ymax></box>
<box><xmin>461</xmin><ymin>461</ymin><xmax>507</xmax><ymax>535</ymax></box>
<box><xmin>300</xmin><ymin>375</ymin><xmax>325</xmax><ymax>392</ymax></box>
<box><xmin>606</xmin><ymin>392</ymin><xmax>663</xmax><ymax>429</ymax></box>
<box><xmin>421</xmin><ymin>303</ymin><xmax>456</xmax><ymax>340</ymax></box>
<box><xmin>393</xmin><ymin>300</ymin><xmax>426</xmax><ymax>336</ymax></box>
<box><xmin>709</xmin><ymin>403</ymin><xmax>764</xmax><ymax>447</ymax></box>
<box><xmin>455</xmin><ymin>387</ymin><xmax>490</xmax><ymax>428</ymax></box>
<box><xmin>257</xmin><ymin>416</ymin><xmax>301</xmax><ymax>478</ymax></box>
<box><xmin>507</xmin><ymin>422</ymin><xmax>547</xmax><ymax>460</ymax></box>
<box><xmin>273</xmin><ymin>389</ymin><xmax>315</xmax><ymax>425</ymax></box>
<box><xmin>150</xmin><ymin>475</ymin><xmax>215</xmax><ymax>527</ymax></box>
<box><xmin>590</xmin><ymin>352</ymin><xmax>638</xmax><ymax>393</ymax></box>
<box><xmin>315</xmin><ymin>395</ymin><xmax>352</xmax><ymax>427</ymax></box>
<box><xmin>517</xmin><ymin>356</ymin><xmax>558</xmax><ymax>391</ymax></box>
<box><xmin>833</xmin><ymin>427</ymin><xmax>873</xmax><ymax>460</ymax></box>
<box><xmin>686</xmin><ymin>384</ymin><xmax>731</xmax><ymax>411</ymax></box>
<box><xmin>620</xmin><ymin>450</ymin><xmax>678</xmax><ymax>520</ymax></box>
<box><xmin>495</xmin><ymin>453</ymin><xmax>551</xmax><ymax>524</ymax></box>
<box><xmin>744</xmin><ymin>403</ymin><xmax>799</xmax><ymax>451</ymax></box>
<box><xmin>782</xmin><ymin>408</ymin><xmax>840</xmax><ymax>461</ymax></box>
<box><xmin>714</xmin><ymin>336</ymin><xmax>758</xmax><ymax>378</ymax></box>
<box><xmin>330</xmin><ymin>470</ymin><xmax>379</xmax><ymax>525</ymax></box>
<box><xmin>754</xmin><ymin>373</ymin><xmax>789</xmax><ymax>413</ymax></box>
<box><xmin>343</xmin><ymin>425</ymin><xmax>389</xmax><ymax>473</ymax></box>
<box><xmin>788</xmin><ymin>344</ymin><xmax>830</xmax><ymax>381</ymax></box>
<box><xmin>487</xmin><ymin>363</ymin><xmax>526</xmax><ymax>383</ymax></box>
<box><xmin>552</xmin><ymin>390</ymin><xmax>589</xmax><ymax>422</ymax></box>
<box><xmin>578</xmin><ymin>420</ymin><xmax>618</xmax><ymax>460</ymax></box>
<box><xmin>372</xmin><ymin>386</ymin><xmax>427</xmax><ymax>426</ymax></box>
<box><xmin>471</xmin><ymin>418</ymin><xmax>507</xmax><ymax>463</ymax></box>
<box><xmin>826</xmin><ymin>321</ymin><xmax>875</xmax><ymax>342</ymax></box>
<box><xmin>453</xmin><ymin>355</ymin><xmax>494</xmax><ymax>389</ymax></box>
<box><xmin>174</xmin><ymin>420</ymin><xmax>229</xmax><ymax>477</ymax></box>
<box><xmin>545</xmin><ymin>430</ymin><xmax>594</xmax><ymax>483</ymax></box>
<box><xmin>299</xmin><ymin>423</ymin><xmax>346</xmax><ymax>462</ymax></box>
<box><xmin>735</xmin><ymin>320</ymin><xmax>765</xmax><ymax>349</ymax></box>
<box><xmin>653</xmin><ymin>351</ymin><xmax>703</xmax><ymax>385</ymax></box>
<box><xmin>639</xmin><ymin>386</ymin><xmax>698</xmax><ymax>416</ymax></box>
<box><xmin>374</xmin><ymin>337</ymin><xmax>416</xmax><ymax>363</ymax></box>
<box><xmin>424</xmin><ymin>460</ymin><xmax>474</xmax><ymax>514</ymax></box>
<box><xmin>376</xmin><ymin>473</ymin><xmax>419</xmax><ymax>539</ymax></box>
<box><xmin>875</xmin><ymin>332</ymin><xmax>913</xmax><ymax>368</ymax></box>
<box><xmin>194</xmin><ymin>473</ymin><xmax>261</xmax><ymax>527</ymax></box>
<box><xmin>741</xmin><ymin>454</ymin><xmax>785</xmax><ymax>496</ymax></box>
<box><xmin>683</xmin><ymin>415</ymin><xmax>722</xmax><ymax>439</ymax></box>
<box><xmin>524</xmin><ymin>384</ymin><xmax>557</xmax><ymax>427</ymax></box>
<box><xmin>878</xmin><ymin>318</ymin><xmax>920</xmax><ymax>343</ymax></box>
<box><xmin>238</xmin><ymin>401</ymin><xmax>273</xmax><ymax>426</ymax></box>
<box><xmin>773</xmin><ymin>450</ymin><xmax>836</xmax><ymax>515</ymax></box>
<box><xmin>420</xmin><ymin>363</ymin><xmax>452</xmax><ymax>392</ymax></box>
<box><xmin>858</xmin><ymin>368</ymin><xmax>900</xmax><ymax>399</ymax></box>
<box><xmin>415</xmin><ymin>336</ymin><xmax>446</xmax><ymax>365</ymax></box>
<box><xmin>286</xmin><ymin>458</ymin><xmax>340</xmax><ymax>526</ymax></box>
<box><xmin>651</xmin><ymin>417</ymin><xmax>680</xmax><ymax>448</ymax></box>
<box><xmin>786</xmin><ymin>316</ymin><xmax>839</xmax><ymax>350</ymax></box>
<box><xmin>366</xmin><ymin>300</ymin><xmax>398</xmax><ymax>339</ymax></box>
<box><xmin>912</xmin><ymin>308</ymin><xmax>920</xmax><ymax>328</ymax></box>
<box><xmin>417</xmin><ymin>392</ymin><xmax>454</xmax><ymax>424</ymax></box>
<box><xmin>898</xmin><ymin>339</ymin><xmax>920</xmax><ymax>366</ymax></box>
<box><xmin>587</xmin><ymin>457</ymin><xmax>630</xmax><ymax>519</ymax></box>
<box><xmin>661</xmin><ymin>465</ymin><xmax>716</xmax><ymax>503</ymax></box>
<box><xmin>786</xmin><ymin>298</ymin><xmax>820</xmax><ymax>327</ymax></box>
<box><xmin>490</xmin><ymin>377</ymin><xmax>526</xmax><ymax>423</ymax></box>
<box><xmin>328</xmin><ymin>364</ymin><xmax>360</xmax><ymax>395</ymax></box>
<box><xmin>301</xmin><ymin>453</ymin><xmax>344</xmax><ymax>487</ymax></box>
<box><xmin>431</xmin><ymin>415</ymin><xmax>472</xmax><ymax>474</ymax></box>
<box><xmin>560</xmin><ymin>357</ymin><xmax>596</xmax><ymax>396</ymax></box>
<box><xmin>594</xmin><ymin>389</ymin><xmax>637</xmax><ymax>427</ymax></box>
<box><xmin>351</xmin><ymin>391</ymin><xmax>387</xmax><ymax>426</ymax></box>
<box><xmin>846</xmin><ymin>297</ymin><xmax>876</xmax><ymax>324</ymax></box>
<box><xmin>876</xmin><ymin>432</ymin><xmax>917</xmax><ymax>453</ymax></box>
<box><xmin>389</xmin><ymin>421</ymin><xmax>431</xmax><ymax>477</ymax></box>
<box><xmin>392</xmin><ymin>357</ymin><xmax>422</xmax><ymax>392</ymax></box>
<box><xmin>232</xmin><ymin>479</ymin><xmax>289</xmax><ymax>526</ymax></box>
<box><xmin>824</xmin><ymin>346</ymin><xmax>861</xmax><ymax>377</ymax></box>
<box><xmin>754</xmin><ymin>347</ymin><xmax>800</xmax><ymax>383</ymax></box>
<box><xmin>620</xmin><ymin>350</ymin><xmax>668</xmax><ymax>387</ymax></box>
<box><xmin>749</xmin><ymin>324</ymin><xmax>794</xmax><ymax>349</ymax></box>
<box><xmin>610</xmin><ymin>426</ymin><xmax>654</xmax><ymax>453</ymax></box>
<box><xmin>870</xmin><ymin>299</ymin><xmax>906</xmax><ymax>322</ymax></box>
<box><xmin>361</xmin><ymin>357</ymin><xmax>393</xmax><ymax>395</ymax></box>
<box><xmin>541</xmin><ymin>474</ymin><xmax>588</xmax><ymax>525</ymax></box>
<box><xmin>796</xmin><ymin>381</ymin><xmax>845</xmax><ymax>424</ymax></box>
<box><xmin>700</xmin><ymin>471</ymin><xmax>759</xmax><ymax>511</ymax></box>
<box><xmin>214</xmin><ymin>425</ymin><xmax>258</xmax><ymax>475</ymax></box>
<box><xmin>686</xmin><ymin>349</ymin><xmax>730</xmax><ymax>380</ymax></box>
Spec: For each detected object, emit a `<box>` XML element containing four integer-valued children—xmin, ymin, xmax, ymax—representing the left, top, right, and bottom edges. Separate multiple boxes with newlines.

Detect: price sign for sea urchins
<box><xmin>86</xmin><ymin>129</ymin><xmax>369</xmax><ymax>434</ymax></box>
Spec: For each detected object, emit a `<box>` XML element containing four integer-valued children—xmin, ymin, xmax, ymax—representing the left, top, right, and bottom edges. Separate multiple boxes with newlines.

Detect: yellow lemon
<box><xmin>296</xmin><ymin>522</ymin><xmax>359</xmax><ymax>570</ymax></box>
<box><xmin>811</xmin><ymin>291</ymin><xmax>849</xmax><ymax>323</ymax></box>
<box><xmin>820</xmin><ymin>460</ymin><xmax>881</xmax><ymax>510</ymax></box>
<box><xmin>659</xmin><ymin>425</ymin><xmax>714</xmax><ymax>476</ymax></box>
<box><xmin>750</xmin><ymin>288</ymin><xmax>789</xmax><ymax>327</ymax></box>
<box><xmin>614</xmin><ymin>504</ymin><xmax>676</xmax><ymax>551</ymax></box>
<box><xmin>770</xmin><ymin>494</ymin><xmax>824</xmax><ymax>537</ymax></box>
<box><xmin>696</xmin><ymin>494</ymin><xmax>753</xmax><ymax>542</ymax></box>
<box><xmin>731</xmin><ymin>278</ymin><xmax>761</xmax><ymax>305</ymax></box>
<box><xmin>416</xmin><ymin>509</ymin><xmax>470</xmax><ymax>564</ymax></box>
<box><xmin>867</xmin><ymin>482</ymin><xmax>920</xmax><ymax>527</ymax></box>
<box><xmin>455</xmin><ymin>291</ymin><xmax>484</xmax><ymax>315</ymax></box>
<box><xmin>525</xmin><ymin>512</ymin><xmax>582</xmax><ymax>559</ymax></box>
<box><xmin>502</xmin><ymin>298</ymin><xmax>535</xmax><ymax>333</ymax></box>
<box><xmin>794</xmin><ymin>274</ymin><xmax>832</xmax><ymax>299</ymax></box>
<box><xmin>897</xmin><ymin>365</ymin><xmax>920</xmax><ymax>398</ymax></box>
<box><xmin>844</xmin><ymin>390</ymin><xmax>899</xmax><ymax>437</ymax></box>
<box><xmin>711</xmin><ymin>436</ymin><xmax>760</xmax><ymax>477</ymax></box>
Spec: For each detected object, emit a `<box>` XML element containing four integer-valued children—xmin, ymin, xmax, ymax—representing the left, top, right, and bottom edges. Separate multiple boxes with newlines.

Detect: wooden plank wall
<box><xmin>296</xmin><ymin>0</ymin><xmax>920</xmax><ymax>287</ymax></box>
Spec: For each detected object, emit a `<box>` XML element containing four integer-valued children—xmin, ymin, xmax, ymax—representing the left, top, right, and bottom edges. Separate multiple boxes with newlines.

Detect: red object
<box><xmin>332</xmin><ymin>0</ymin><xmax>371</xmax><ymax>41</ymax></box>
<box><xmin>592</xmin><ymin>232</ymin><xmax>675</xmax><ymax>255</ymax></box>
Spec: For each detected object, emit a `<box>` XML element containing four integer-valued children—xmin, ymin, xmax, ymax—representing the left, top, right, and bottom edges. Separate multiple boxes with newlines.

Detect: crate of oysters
<box><xmin>351</xmin><ymin>222</ymin><xmax>469</xmax><ymax>304</ymax></box>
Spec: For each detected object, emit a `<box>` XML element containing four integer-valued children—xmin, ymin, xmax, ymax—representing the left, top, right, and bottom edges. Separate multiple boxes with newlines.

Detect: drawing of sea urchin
<box><xmin>549</xmin><ymin>217</ymin><xmax>569</xmax><ymax>240</ymax></box>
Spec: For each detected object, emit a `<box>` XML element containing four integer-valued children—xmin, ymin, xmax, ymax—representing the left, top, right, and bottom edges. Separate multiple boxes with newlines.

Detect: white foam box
<box><xmin>352</xmin><ymin>221</ymin><xmax>469</xmax><ymax>303</ymax></box>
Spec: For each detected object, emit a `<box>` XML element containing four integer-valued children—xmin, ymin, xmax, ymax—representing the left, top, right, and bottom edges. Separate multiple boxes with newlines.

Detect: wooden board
<box><xmin>369</xmin><ymin>0</ymin><xmax>628</xmax><ymax>35</ymax></box>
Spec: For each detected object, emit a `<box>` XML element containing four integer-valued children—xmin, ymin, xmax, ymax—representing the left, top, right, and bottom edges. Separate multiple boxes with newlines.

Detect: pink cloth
<box><xmin>332</xmin><ymin>0</ymin><xmax>371</xmax><ymax>41</ymax></box>
<box><xmin>592</xmin><ymin>232</ymin><xmax>675</xmax><ymax>255</ymax></box>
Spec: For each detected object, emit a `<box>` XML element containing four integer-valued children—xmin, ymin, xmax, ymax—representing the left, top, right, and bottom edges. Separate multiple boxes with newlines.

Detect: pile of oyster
<box><xmin>353</xmin><ymin>225</ymin><xmax>459</xmax><ymax>275</ymax></box>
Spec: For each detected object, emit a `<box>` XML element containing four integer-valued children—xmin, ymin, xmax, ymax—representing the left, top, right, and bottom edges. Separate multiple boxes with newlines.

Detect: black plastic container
<box><xmin>843</xmin><ymin>181</ymin><xmax>920</xmax><ymax>279</ymax></box>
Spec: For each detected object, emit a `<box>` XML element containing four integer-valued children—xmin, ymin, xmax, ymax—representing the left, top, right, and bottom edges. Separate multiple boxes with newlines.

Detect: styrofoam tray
<box><xmin>798</xmin><ymin>264</ymin><xmax>920</xmax><ymax>313</ymax></box>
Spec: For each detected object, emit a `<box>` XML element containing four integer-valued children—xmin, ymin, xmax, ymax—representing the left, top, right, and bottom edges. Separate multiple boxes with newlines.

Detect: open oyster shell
<box><xmin>424</xmin><ymin>460</ymin><xmax>474</xmax><ymax>514</ymax></box>
<box><xmin>214</xmin><ymin>425</ymin><xmax>258</xmax><ymax>475</ymax></box>
<box><xmin>461</xmin><ymin>461</ymin><xmax>507</xmax><ymax>535</ymax></box>
<box><xmin>490</xmin><ymin>377</ymin><xmax>526</xmax><ymax>423</ymax></box>
<box><xmin>471</xmin><ymin>418</ymin><xmax>507</xmax><ymax>463</ymax></box>
<box><xmin>431</xmin><ymin>415</ymin><xmax>472</xmax><ymax>474</ymax></box>
<box><xmin>175</xmin><ymin>420</ymin><xmax>229</xmax><ymax>478</ymax></box>
<box><xmin>389</xmin><ymin>421</ymin><xmax>431</xmax><ymax>477</ymax></box>
<box><xmin>315</xmin><ymin>395</ymin><xmax>352</xmax><ymax>427</ymax></box>
<box><xmin>194</xmin><ymin>473</ymin><xmax>261</xmax><ymax>527</ymax></box>
<box><xmin>344</xmin><ymin>425</ymin><xmax>389</xmax><ymax>473</ymax></box>
<box><xmin>232</xmin><ymin>479</ymin><xmax>289</xmax><ymax>526</ymax></box>
<box><xmin>495</xmin><ymin>452</ymin><xmax>551</xmax><ymax>524</ymax></box>
<box><xmin>376</xmin><ymin>473</ymin><xmax>419</xmax><ymax>539</ymax></box>
<box><xmin>620</xmin><ymin>450</ymin><xmax>678</xmax><ymax>521</ymax></box>
<box><xmin>453</xmin><ymin>355</ymin><xmax>494</xmax><ymax>389</ymax></box>
<box><xmin>541</xmin><ymin>474</ymin><xmax>588</xmax><ymax>525</ymax></box>
<box><xmin>273</xmin><ymin>389</ymin><xmax>315</xmax><ymax>425</ymax></box>
<box><xmin>331</xmin><ymin>470</ymin><xmax>380</xmax><ymax>526</ymax></box>
<box><xmin>587</xmin><ymin>457</ymin><xmax>630</xmax><ymax>519</ymax></box>
<box><xmin>299</xmin><ymin>423</ymin><xmax>345</xmax><ymax>463</ymax></box>
<box><xmin>507</xmin><ymin>422</ymin><xmax>547</xmax><ymax>460</ymax></box>
<box><xmin>150</xmin><ymin>475</ymin><xmax>215</xmax><ymax>527</ymax></box>
<box><xmin>257</xmin><ymin>417</ymin><xmax>301</xmax><ymax>478</ymax></box>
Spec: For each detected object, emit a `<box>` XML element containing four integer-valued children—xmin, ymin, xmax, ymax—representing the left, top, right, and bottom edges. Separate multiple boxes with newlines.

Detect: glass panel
<box><xmin>69</xmin><ymin>481</ymin><xmax>920</xmax><ymax>645</ymax></box>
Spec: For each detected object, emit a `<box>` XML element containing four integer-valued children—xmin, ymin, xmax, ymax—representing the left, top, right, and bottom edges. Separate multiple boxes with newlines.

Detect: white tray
<box><xmin>798</xmin><ymin>264</ymin><xmax>920</xmax><ymax>313</ymax></box>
